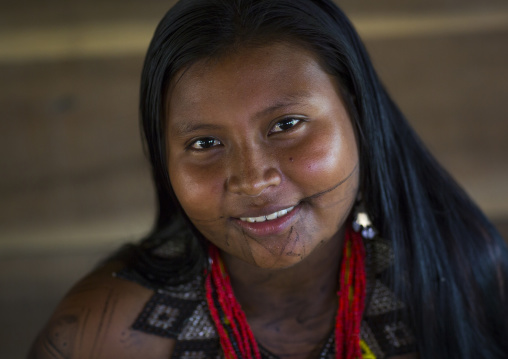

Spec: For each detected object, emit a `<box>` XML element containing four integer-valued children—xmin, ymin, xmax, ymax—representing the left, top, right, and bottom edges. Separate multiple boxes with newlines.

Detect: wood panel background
<box><xmin>0</xmin><ymin>0</ymin><xmax>507</xmax><ymax>357</ymax></box>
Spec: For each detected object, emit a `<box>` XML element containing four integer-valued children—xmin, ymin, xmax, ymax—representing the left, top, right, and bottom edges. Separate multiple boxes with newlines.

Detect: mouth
<box><xmin>233</xmin><ymin>203</ymin><xmax>301</xmax><ymax>237</ymax></box>
<box><xmin>239</xmin><ymin>206</ymin><xmax>295</xmax><ymax>223</ymax></box>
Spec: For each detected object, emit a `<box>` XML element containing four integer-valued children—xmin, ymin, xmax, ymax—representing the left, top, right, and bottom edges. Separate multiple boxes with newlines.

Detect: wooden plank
<box><xmin>2</xmin><ymin>9</ymin><xmax>508</xmax><ymax>62</ymax></box>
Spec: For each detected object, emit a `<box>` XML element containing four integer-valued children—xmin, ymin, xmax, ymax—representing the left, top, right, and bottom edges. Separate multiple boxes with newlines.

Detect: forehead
<box><xmin>166</xmin><ymin>42</ymin><xmax>341</xmax><ymax>123</ymax></box>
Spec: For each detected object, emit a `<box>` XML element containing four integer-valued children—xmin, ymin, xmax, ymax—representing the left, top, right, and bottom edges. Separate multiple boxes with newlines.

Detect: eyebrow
<box><xmin>171</xmin><ymin>91</ymin><xmax>313</xmax><ymax>137</ymax></box>
<box><xmin>257</xmin><ymin>90</ymin><xmax>313</xmax><ymax>116</ymax></box>
<box><xmin>172</xmin><ymin>122</ymin><xmax>224</xmax><ymax>138</ymax></box>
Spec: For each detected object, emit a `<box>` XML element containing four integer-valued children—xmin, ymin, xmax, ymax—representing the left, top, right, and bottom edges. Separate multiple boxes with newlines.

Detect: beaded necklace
<box><xmin>205</xmin><ymin>226</ymin><xmax>367</xmax><ymax>359</ymax></box>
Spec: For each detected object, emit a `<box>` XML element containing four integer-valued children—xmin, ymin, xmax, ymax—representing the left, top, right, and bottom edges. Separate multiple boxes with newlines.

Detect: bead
<box><xmin>206</xmin><ymin>226</ymin><xmax>366</xmax><ymax>359</ymax></box>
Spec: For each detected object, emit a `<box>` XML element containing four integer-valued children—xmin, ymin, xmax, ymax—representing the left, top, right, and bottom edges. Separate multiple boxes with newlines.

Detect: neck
<box><xmin>221</xmin><ymin>227</ymin><xmax>346</xmax><ymax>358</ymax></box>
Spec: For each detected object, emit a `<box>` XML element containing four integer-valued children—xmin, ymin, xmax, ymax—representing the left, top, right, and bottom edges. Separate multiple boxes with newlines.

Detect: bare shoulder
<box><xmin>27</xmin><ymin>260</ymin><xmax>175</xmax><ymax>359</ymax></box>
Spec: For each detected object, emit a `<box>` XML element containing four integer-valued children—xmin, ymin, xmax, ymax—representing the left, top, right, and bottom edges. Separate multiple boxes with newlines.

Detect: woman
<box><xmin>29</xmin><ymin>0</ymin><xmax>508</xmax><ymax>358</ymax></box>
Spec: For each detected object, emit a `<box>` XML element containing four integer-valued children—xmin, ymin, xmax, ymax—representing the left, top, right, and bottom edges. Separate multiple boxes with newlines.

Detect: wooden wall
<box><xmin>0</xmin><ymin>1</ymin><xmax>507</xmax><ymax>356</ymax></box>
<box><xmin>1</xmin><ymin>0</ymin><xmax>508</xmax><ymax>254</ymax></box>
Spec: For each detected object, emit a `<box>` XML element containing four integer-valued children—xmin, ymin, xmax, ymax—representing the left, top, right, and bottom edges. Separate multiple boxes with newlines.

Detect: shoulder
<box><xmin>27</xmin><ymin>260</ymin><xmax>176</xmax><ymax>359</ymax></box>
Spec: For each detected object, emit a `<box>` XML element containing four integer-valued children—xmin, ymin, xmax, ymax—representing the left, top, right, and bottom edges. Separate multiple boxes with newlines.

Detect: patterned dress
<box><xmin>115</xmin><ymin>225</ymin><xmax>415</xmax><ymax>359</ymax></box>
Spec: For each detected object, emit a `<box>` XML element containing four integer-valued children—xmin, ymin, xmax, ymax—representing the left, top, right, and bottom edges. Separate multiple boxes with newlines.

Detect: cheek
<box><xmin>288</xmin><ymin>125</ymin><xmax>358</xmax><ymax>192</ymax></box>
<box><xmin>169</xmin><ymin>160</ymin><xmax>225</xmax><ymax>220</ymax></box>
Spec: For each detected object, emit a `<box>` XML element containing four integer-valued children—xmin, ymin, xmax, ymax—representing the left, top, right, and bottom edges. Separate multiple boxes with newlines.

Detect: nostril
<box><xmin>226</xmin><ymin>167</ymin><xmax>282</xmax><ymax>196</ymax></box>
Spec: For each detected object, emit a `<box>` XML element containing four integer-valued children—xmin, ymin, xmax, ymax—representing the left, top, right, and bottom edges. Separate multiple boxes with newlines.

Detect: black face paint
<box><xmin>240</xmin><ymin>228</ymin><xmax>257</xmax><ymax>265</ymax></box>
<box><xmin>284</xmin><ymin>227</ymin><xmax>302</xmax><ymax>257</ymax></box>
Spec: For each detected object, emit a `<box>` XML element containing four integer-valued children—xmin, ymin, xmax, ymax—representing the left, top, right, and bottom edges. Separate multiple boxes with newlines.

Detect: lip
<box><xmin>232</xmin><ymin>203</ymin><xmax>302</xmax><ymax>237</ymax></box>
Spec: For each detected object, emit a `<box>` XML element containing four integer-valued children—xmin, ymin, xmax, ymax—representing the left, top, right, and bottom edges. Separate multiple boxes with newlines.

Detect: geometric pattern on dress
<box><xmin>121</xmin><ymin>234</ymin><xmax>416</xmax><ymax>359</ymax></box>
<box><xmin>158</xmin><ymin>274</ymin><xmax>203</xmax><ymax>301</ymax></box>
<box><xmin>360</xmin><ymin>321</ymin><xmax>385</xmax><ymax>359</ymax></box>
<box><xmin>131</xmin><ymin>292</ymin><xmax>201</xmax><ymax>338</ymax></box>
<box><xmin>363</xmin><ymin>309</ymin><xmax>415</xmax><ymax>357</ymax></box>
<box><xmin>383</xmin><ymin>320</ymin><xmax>415</xmax><ymax>349</ymax></box>
<box><xmin>362</xmin><ymin>236</ymin><xmax>416</xmax><ymax>358</ymax></box>
<box><xmin>178</xmin><ymin>302</ymin><xmax>218</xmax><ymax>341</ymax></box>
<box><xmin>370</xmin><ymin>237</ymin><xmax>394</xmax><ymax>275</ymax></box>
<box><xmin>365</xmin><ymin>280</ymin><xmax>405</xmax><ymax>316</ymax></box>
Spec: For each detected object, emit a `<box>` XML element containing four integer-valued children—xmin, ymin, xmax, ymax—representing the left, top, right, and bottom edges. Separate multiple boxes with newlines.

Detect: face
<box><xmin>166</xmin><ymin>42</ymin><xmax>359</xmax><ymax>269</ymax></box>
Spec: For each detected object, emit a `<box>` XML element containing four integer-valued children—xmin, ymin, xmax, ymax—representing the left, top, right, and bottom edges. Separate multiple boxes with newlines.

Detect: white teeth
<box><xmin>266</xmin><ymin>212</ymin><xmax>278</xmax><ymax>220</ymax></box>
<box><xmin>240</xmin><ymin>206</ymin><xmax>295</xmax><ymax>223</ymax></box>
<box><xmin>277</xmin><ymin>209</ymin><xmax>287</xmax><ymax>217</ymax></box>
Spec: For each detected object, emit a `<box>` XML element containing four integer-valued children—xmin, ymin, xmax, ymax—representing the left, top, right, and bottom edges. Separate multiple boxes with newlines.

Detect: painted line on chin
<box><xmin>240</xmin><ymin>228</ymin><xmax>257</xmax><ymax>265</ymax></box>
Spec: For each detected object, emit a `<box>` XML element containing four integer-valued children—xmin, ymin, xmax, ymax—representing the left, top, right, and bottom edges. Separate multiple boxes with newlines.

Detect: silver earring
<box><xmin>352</xmin><ymin>200</ymin><xmax>377</xmax><ymax>239</ymax></box>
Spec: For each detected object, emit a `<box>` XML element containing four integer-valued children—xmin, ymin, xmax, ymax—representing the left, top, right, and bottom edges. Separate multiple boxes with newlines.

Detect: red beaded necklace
<box><xmin>205</xmin><ymin>226</ymin><xmax>366</xmax><ymax>359</ymax></box>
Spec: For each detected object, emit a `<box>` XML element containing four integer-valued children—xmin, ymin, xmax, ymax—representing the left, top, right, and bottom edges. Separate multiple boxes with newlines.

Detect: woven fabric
<box><xmin>116</xmin><ymin>235</ymin><xmax>415</xmax><ymax>359</ymax></box>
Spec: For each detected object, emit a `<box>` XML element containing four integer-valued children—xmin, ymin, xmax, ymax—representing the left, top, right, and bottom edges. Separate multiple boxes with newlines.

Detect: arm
<box><xmin>27</xmin><ymin>261</ymin><xmax>176</xmax><ymax>359</ymax></box>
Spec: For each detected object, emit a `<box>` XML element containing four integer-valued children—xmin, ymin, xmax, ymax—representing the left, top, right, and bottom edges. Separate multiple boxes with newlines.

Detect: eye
<box><xmin>188</xmin><ymin>137</ymin><xmax>222</xmax><ymax>150</ymax></box>
<box><xmin>269</xmin><ymin>117</ymin><xmax>303</xmax><ymax>134</ymax></box>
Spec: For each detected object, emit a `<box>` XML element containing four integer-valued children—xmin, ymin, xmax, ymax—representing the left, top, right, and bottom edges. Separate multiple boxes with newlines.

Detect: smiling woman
<box><xmin>28</xmin><ymin>0</ymin><xmax>508</xmax><ymax>359</ymax></box>
<box><xmin>167</xmin><ymin>42</ymin><xmax>359</xmax><ymax>269</ymax></box>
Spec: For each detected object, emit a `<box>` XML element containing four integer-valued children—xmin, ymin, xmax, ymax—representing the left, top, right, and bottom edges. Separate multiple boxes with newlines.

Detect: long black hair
<box><xmin>135</xmin><ymin>0</ymin><xmax>508</xmax><ymax>358</ymax></box>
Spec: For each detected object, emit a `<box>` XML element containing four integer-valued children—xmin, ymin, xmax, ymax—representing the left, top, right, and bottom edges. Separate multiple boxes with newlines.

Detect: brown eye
<box><xmin>270</xmin><ymin>118</ymin><xmax>302</xmax><ymax>134</ymax></box>
<box><xmin>189</xmin><ymin>137</ymin><xmax>222</xmax><ymax>150</ymax></box>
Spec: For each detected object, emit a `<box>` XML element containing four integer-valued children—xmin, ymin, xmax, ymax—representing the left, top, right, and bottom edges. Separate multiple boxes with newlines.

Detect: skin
<box><xmin>28</xmin><ymin>42</ymin><xmax>418</xmax><ymax>359</ymax></box>
<box><xmin>166</xmin><ymin>42</ymin><xmax>360</xmax><ymax>270</ymax></box>
<box><xmin>26</xmin><ymin>261</ymin><xmax>175</xmax><ymax>359</ymax></box>
<box><xmin>166</xmin><ymin>42</ymin><xmax>359</xmax><ymax>358</ymax></box>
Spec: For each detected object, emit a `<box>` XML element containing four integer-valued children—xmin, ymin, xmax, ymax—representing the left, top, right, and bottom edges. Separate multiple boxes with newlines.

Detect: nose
<box><xmin>226</xmin><ymin>145</ymin><xmax>282</xmax><ymax>196</ymax></box>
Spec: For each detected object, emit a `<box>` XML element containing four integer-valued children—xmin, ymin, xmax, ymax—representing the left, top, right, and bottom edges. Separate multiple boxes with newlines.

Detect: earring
<box><xmin>352</xmin><ymin>199</ymin><xmax>377</xmax><ymax>239</ymax></box>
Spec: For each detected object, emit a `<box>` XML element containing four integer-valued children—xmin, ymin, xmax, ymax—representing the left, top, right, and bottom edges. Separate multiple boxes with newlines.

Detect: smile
<box><xmin>239</xmin><ymin>206</ymin><xmax>295</xmax><ymax>223</ymax></box>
